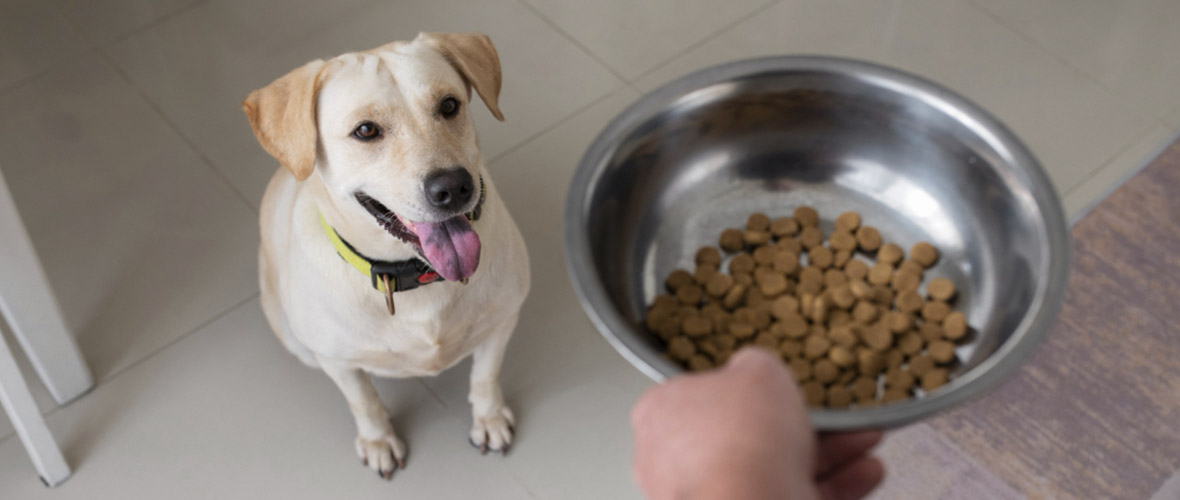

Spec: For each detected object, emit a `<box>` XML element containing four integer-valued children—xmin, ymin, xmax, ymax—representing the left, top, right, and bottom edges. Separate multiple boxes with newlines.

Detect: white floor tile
<box><xmin>967</xmin><ymin>0</ymin><xmax>1180</xmax><ymax>120</ymax></box>
<box><xmin>54</xmin><ymin>0</ymin><xmax>205</xmax><ymax>44</ymax></box>
<box><xmin>633</xmin><ymin>0</ymin><xmax>1157</xmax><ymax>197</ymax></box>
<box><xmin>1065</xmin><ymin>125</ymin><xmax>1178</xmax><ymax>222</ymax></box>
<box><xmin>0</xmin><ymin>299</ymin><xmax>536</xmax><ymax>499</ymax></box>
<box><xmin>522</xmin><ymin>0</ymin><xmax>772</xmax><ymax>80</ymax></box>
<box><xmin>0</xmin><ymin>55</ymin><xmax>259</xmax><ymax>394</ymax></box>
<box><xmin>419</xmin><ymin>87</ymin><xmax>649</xmax><ymax>499</ymax></box>
<box><xmin>1167</xmin><ymin>107</ymin><xmax>1180</xmax><ymax>130</ymax></box>
<box><xmin>0</xmin><ymin>0</ymin><xmax>91</xmax><ymax>91</ymax></box>
<box><xmin>105</xmin><ymin>0</ymin><xmax>622</xmax><ymax>207</ymax></box>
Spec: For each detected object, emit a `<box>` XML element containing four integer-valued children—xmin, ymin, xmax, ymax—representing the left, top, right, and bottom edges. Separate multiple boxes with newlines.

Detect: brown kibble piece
<box><xmin>747</xmin><ymin>213</ymin><xmax>771</xmax><ymax>232</ymax></box>
<box><xmin>928</xmin><ymin>277</ymin><xmax>956</xmax><ymax>301</ymax></box>
<box><xmin>829</xmin><ymin>345</ymin><xmax>855</xmax><ymax>368</ymax></box>
<box><xmin>714</xmin><ymin>334</ymin><xmax>737</xmax><ymax>351</ymax></box>
<box><xmin>733</xmin><ymin>273</ymin><xmax>753</xmax><ymax>287</ymax></box>
<box><xmin>844</xmin><ymin>259</ymin><xmax>869</xmax><ymax>280</ymax></box>
<box><xmin>682</xmin><ymin>316</ymin><xmax>712</xmax><ymax>337</ymax></box>
<box><xmin>781</xmin><ymin>313</ymin><xmax>808</xmax><ymax>338</ymax></box>
<box><xmin>694</xmin><ymin>265</ymin><xmax>717</xmax><ymax>285</ymax></box>
<box><xmin>881</xmin><ymin>388</ymin><xmax>909</xmax><ymax>404</ymax></box>
<box><xmin>789</xmin><ymin>358</ymin><xmax>812</xmax><ymax>380</ymax></box>
<box><xmin>919</xmin><ymin>322</ymin><xmax>944</xmax><ymax>342</ymax></box>
<box><xmin>814</xmin><ymin>359</ymin><xmax>839</xmax><ymax>383</ymax></box>
<box><xmin>891</xmin><ymin>271</ymin><xmax>921</xmax><ymax>292</ymax></box>
<box><xmin>827</xmin><ymin>386</ymin><xmax>853</xmax><ymax>408</ymax></box>
<box><xmin>794</xmin><ymin>206</ymin><xmax>820</xmax><ymax>228</ymax></box>
<box><xmin>773</xmin><ymin>251</ymin><xmax>800</xmax><ymax>275</ymax></box>
<box><xmin>770</xmin><ymin>217</ymin><xmax>799</xmax><ymax>237</ymax></box>
<box><xmin>802</xmin><ymin>381</ymin><xmax>825</xmax><ymax>407</ymax></box>
<box><xmin>666</xmin><ymin>269</ymin><xmax>694</xmax><ymax>291</ymax></box>
<box><xmin>752</xmin><ymin>246</ymin><xmax>775</xmax><ymax>265</ymax></box>
<box><xmin>722</xmin><ymin>284</ymin><xmax>746</xmax><ymax>309</ymax></box>
<box><xmin>849</xmin><ymin>279</ymin><xmax>874</xmax><ymax>300</ymax></box>
<box><xmin>655</xmin><ymin>318</ymin><xmax>681</xmax><ymax>340</ymax></box>
<box><xmin>808</xmin><ymin>295</ymin><xmax>829</xmax><ymax>324</ymax></box>
<box><xmin>780</xmin><ymin>339</ymin><xmax>803</xmax><ymax>359</ymax></box>
<box><xmin>651</xmin><ymin>294</ymin><xmax>678</xmax><ymax>312</ymax></box>
<box><xmin>757</xmin><ymin>272</ymin><xmax>789</xmax><ymax>297</ymax></box>
<box><xmin>743</xmin><ymin>230</ymin><xmax>771</xmax><ymax>246</ymax></box>
<box><xmin>835</xmin><ymin>211</ymin><xmax>861</xmax><ymax>232</ymax></box>
<box><xmin>676</xmin><ymin>284</ymin><xmax>703</xmax><ymax>305</ymax></box>
<box><xmin>929</xmin><ymin>341</ymin><xmax>957</xmax><ymax>364</ymax></box>
<box><xmin>829</xmin><ymin>309</ymin><xmax>853</xmax><ymax>327</ymax></box>
<box><xmin>873</xmin><ymin>285</ymin><xmax>895</xmax><ymax>306</ymax></box>
<box><xmin>922</xmin><ymin>301</ymin><xmax>951</xmax><ymax>322</ymax></box>
<box><xmin>777</xmin><ymin>237</ymin><xmax>803</xmax><ymax>255</ymax></box>
<box><xmin>885</xmin><ymin>349</ymin><xmax>905</xmax><ymax>371</ymax></box>
<box><xmin>800</xmin><ymin>226</ymin><xmax>824</xmax><ymax>249</ymax></box>
<box><xmin>907</xmin><ymin>354</ymin><xmax>935</xmax><ymax>376</ymax></box>
<box><xmin>688</xmin><ymin>354</ymin><xmax>713</xmax><ymax>372</ymax></box>
<box><xmin>898</xmin><ymin>332</ymin><xmax>924</xmax><ymax>355</ymax></box>
<box><xmin>898</xmin><ymin>260</ymin><xmax>924</xmax><ymax>277</ymax></box>
<box><xmin>861</xmin><ymin>323</ymin><xmax>893</xmax><ymax>352</ymax></box>
<box><xmin>730</xmin><ymin>253</ymin><xmax>755</xmax><ymax>274</ymax></box>
<box><xmin>877</xmin><ymin>243</ymin><xmax>904</xmax><ymax>265</ymax></box>
<box><xmin>749</xmin><ymin>309</ymin><xmax>772</xmax><ymax>330</ymax></box>
<box><xmin>829</xmin><ymin>325</ymin><xmax>858</xmax><ymax>348</ymax></box>
<box><xmin>829</xmin><ymin>231</ymin><xmax>857</xmax><ymax>251</ymax></box>
<box><xmin>896</xmin><ymin>290</ymin><xmax>923</xmax><ymax>313</ymax></box>
<box><xmin>857</xmin><ymin>349</ymin><xmax>884</xmax><ymax>375</ymax></box>
<box><xmin>856</xmin><ymin>226</ymin><xmax>883</xmax><ymax>251</ymax></box>
<box><xmin>696</xmin><ymin>246</ymin><xmax>722</xmax><ymax>268</ymax></box>
<box><xmin>886</xmin><ymin>368</ymin><xmax>915</xmax><ymax>391</ymax></box>
<box><xmin>885</xmin><ymin>311</ymin><xmax>915</xmax><ymax>333</ymax></box>
<box><xmin>668</xmin><ymin>337</ymin><xmax>695</xmax><ymax>361</ymax></box>
<box><xmin>921</xmin><ymin>369</ymin><xmax>949</xmax><ymax>392</ymax></box>
<box><xmin>729</xmin><ymin>321</ymin><xmax>756</xmax><ymax>339</ymax></box>
<box><xmin>705</xmin><ymin>273</ymin><xmax>734</xmax><ymax>297</ymax></box>
<box><xmin>754</xmin><ymin>332</ymin><xmax>779</xmax><ymax>350</ymax></box>
<box><xmin>824</xmin><ymin>269</ymin><xmax>848</xmax><ymax>289</ymax></box>
<box><xmin>720</xmin><ymin>228</ymin><xmax>744</xmax><ymax>252</ymax></box>
<box><xmin>770</xmin><ymin>296</ymin><xmax>801</xmax><ymax>319</ymax></box>
<box><xmin>809</xmin><ymin>246</ymin><xmax>834</xmax><ymax>269</ymax></box>
<box><xmin>910</xmin><ymin>242</ymin><xmax>939</xmax><ymax>268</ymax></box>
<box><xmin>868</xmin><ymin>262</ymin><xmax>893</xmax><ymax>286</ymax></box>
<box><xmin>852</xmin><ymin>301</ymin><xmax>879</xmax><ymax>324</ymax></box>
<box><xmin>943</xmin><ymin>311</ymin><xmax>968</xmax><ymax>340</ymax></box>
<box><xmin>804</xmin><ymin>335</ymin><xmax>832</xmax><ymax>359</ymax></box>
<box><xmin>833</xmin><ymin>249</ymin><xmax>853</xmax><ymax>268</ymax></box>
<box><xmin>830</xmin><ymin>285</ymin><xmax>856</xmax><ymax>309</ymax></box>
<box><xmin>851</xmin><ymin>377</ymin><xmax>878</xmax><ymax>400</ymax></box>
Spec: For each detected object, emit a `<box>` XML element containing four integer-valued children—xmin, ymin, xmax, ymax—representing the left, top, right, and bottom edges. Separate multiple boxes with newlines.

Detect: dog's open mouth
<box><xmin>355</xmin><ymin>192</ymin><xmax>481</xmax><ymax>282</ymax></box>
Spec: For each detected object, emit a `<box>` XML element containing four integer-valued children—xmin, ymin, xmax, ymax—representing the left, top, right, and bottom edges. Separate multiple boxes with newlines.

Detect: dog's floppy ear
<box><xmin>242</xmin><ymin>60</ymin><xmax>326</xmax><ymax>181</ymax></box>
<box><xmin>419</xmin><ymin>32</ymin><xmax>505</xmax><ymax>122</ymax></box>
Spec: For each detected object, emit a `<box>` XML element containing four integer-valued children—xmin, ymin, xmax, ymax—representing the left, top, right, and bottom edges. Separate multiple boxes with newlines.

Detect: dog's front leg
<box><xmin>320</xmin><ymin>361</ymin><xmax>407</xmax><ymax>479</ymax></box>
<box><xmin>468</xmin><ymin>313</ymin><xmax>518</xmax><ymax>454</ymax></box>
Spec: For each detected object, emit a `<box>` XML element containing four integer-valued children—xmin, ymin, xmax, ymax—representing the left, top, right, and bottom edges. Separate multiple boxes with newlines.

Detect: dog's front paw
<box><xmin>469</xmin><ymin>406</ymin><xmax>515</xmax><ymax>454</ymax></box>
<box><xmin>355</xmin><ymin>434</ymin><xmax>407</xmax><ymax>480</ymax></box>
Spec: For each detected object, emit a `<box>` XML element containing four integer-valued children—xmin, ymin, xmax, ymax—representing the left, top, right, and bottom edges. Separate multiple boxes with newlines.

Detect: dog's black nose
<box><xmin>424</xmin><ymin>167</ymin><xmax>475</xmax><ymax>212</ymax></box>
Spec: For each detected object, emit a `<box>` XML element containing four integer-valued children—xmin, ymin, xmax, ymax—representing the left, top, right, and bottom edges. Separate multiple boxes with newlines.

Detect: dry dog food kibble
<box><xmin>644</xmin><ymin>206</ymin><xmax>974</xmax><ymax>408</ymax></box>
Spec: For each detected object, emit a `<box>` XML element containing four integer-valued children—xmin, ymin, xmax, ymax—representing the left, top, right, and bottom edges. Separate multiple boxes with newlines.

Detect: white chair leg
<box><xmin>0</xmin><ymin>330</ymin><xmax>71</xmax><ymax>486</ymax></box>
<box><xmin>0</xmin><ymin>172</ymin><xmax>93</xmax><ymax>405</ymax></box>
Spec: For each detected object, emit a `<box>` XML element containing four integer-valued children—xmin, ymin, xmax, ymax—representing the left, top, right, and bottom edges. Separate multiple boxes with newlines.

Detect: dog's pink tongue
<box><xmin>415</xmin><ymin>215</ymin><xmax>481</xmax><ymax>282</ymax></box>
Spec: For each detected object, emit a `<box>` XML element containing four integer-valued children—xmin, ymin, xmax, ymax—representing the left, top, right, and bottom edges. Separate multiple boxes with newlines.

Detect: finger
<box><xmin>817</xmin><ymin>456</ymin><xmax>885</xmax><ymax>500</ymax></box>
<box><xmin>816</xmin><ymin>431</ymin><xmax>884</xmax><ymax>476</ymax></box>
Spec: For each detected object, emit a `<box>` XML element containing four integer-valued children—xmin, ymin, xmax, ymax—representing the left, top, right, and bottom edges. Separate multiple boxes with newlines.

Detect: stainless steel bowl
<box><xmin>564</xmin><ymin>56</ymin><xmax>1070</xmax><ymax>430</ymax></box>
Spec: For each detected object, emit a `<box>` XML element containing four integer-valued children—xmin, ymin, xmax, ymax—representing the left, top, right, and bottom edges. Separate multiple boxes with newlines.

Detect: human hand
<box><xmin>631</xmin><ymin>347</ymin><xmax>885</xmax><ymax>500</ymax></box>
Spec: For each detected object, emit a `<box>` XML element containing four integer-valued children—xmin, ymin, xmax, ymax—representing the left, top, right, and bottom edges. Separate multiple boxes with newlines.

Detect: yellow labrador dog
<box><xmin>242</xmin><ymin>32</ymin><xmax>529</xmax><ymax>479</ymax></box>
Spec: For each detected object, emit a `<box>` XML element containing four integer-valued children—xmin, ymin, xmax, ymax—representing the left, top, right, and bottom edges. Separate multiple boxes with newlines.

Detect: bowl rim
<box><xmin>563</xmin><ymin>55</ymin><xmax>1071</xmax><ymax>430</ymax></box>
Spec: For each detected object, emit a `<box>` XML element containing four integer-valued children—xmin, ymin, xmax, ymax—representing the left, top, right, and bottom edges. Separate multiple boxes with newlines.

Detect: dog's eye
<box><xmin>352</xmin><ymin>122</ymin><xmax>380</xmax><ymax>141</ymax></box>
<box><xmin>439</xmin><ymin>97</ymin><xmax>460</xmax><ymax>118</ymax></box>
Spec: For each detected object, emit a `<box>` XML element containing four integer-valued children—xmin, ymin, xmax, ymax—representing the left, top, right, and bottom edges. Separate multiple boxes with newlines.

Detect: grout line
<box><xmin>514</xmin><ymin>0</ymin><xmax>632</xmax><ymax>85</ymax></box>
<box><xmin>0</xmin><ymin>292</ymin><xmax>261</xmax><ymax>449</ymax></box>
<box><xmin>628</xmin><ymin>0</ymin><xmax>780</xmax><ymax>86</ymax></box>
<box><xmin>1067</xmin><ymin>128</ymin><xmax>1180</xmax><ymax>226</ymax></box>
<box><xmin>487</xmin><ymin>85</ymin><xmax>632</xmax><ymax>165</ymax></box>
<box><xmin>107</xmin><ymin>0</ymin><xmax>214</xmax><ymax>46</ymax></box>
<box><xmin>95</xmin><ymin>50</ymin><xmax>260</xmax><ymax>213</ymax></box>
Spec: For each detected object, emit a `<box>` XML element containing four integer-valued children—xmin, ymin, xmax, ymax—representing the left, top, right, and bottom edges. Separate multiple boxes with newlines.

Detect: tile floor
<box><xmin>0</xmin><ymin>0</ymin><xmax>1177</xmax><ymax>498</ymax></box>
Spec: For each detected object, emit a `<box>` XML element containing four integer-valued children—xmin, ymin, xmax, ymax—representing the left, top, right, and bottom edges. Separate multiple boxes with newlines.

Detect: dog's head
<box><xmin>243</xmin><ymin>32</ymin><xmax>504</xmax><ymax>282</ymax></box>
